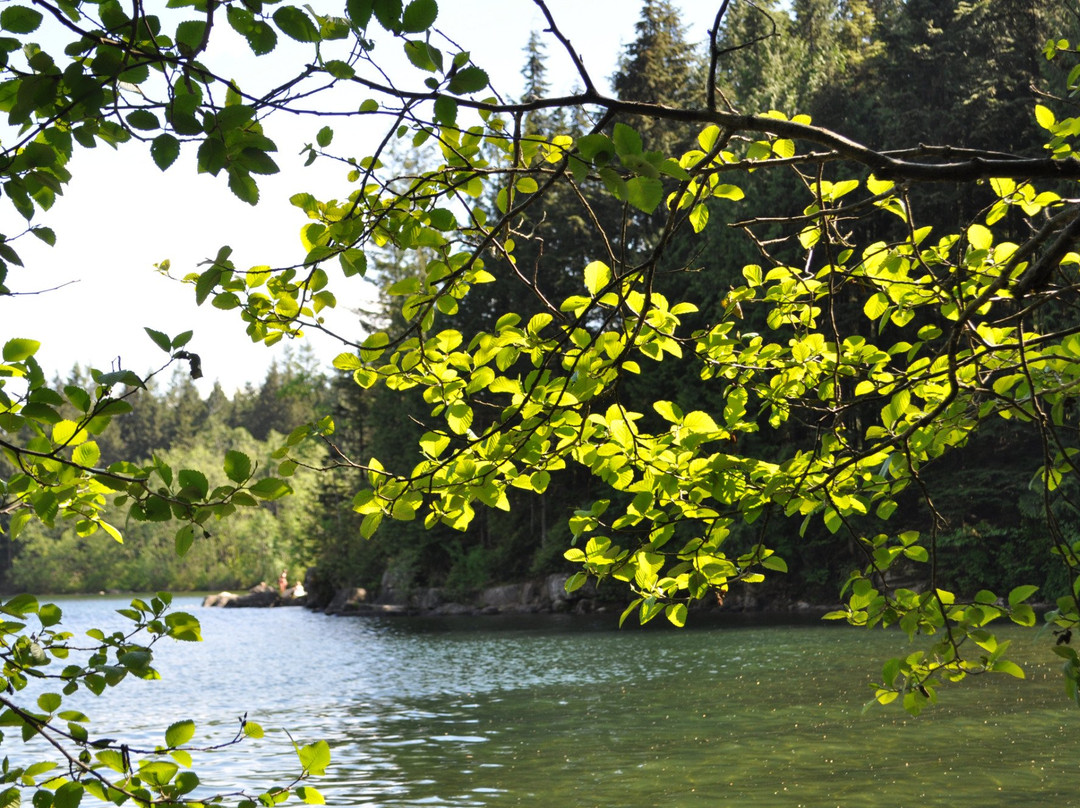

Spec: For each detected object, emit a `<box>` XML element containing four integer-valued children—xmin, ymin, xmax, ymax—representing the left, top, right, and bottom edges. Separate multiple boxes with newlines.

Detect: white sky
<box><xmin>1</xmin><ymin>0</ymin><xmax>731</xmax><ymax>395</ymax></box>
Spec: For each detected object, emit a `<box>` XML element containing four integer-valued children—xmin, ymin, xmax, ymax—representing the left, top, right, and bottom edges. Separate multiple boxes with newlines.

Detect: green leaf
<box><xmin>433</xmin><ymin>95</ymin><xmax>457</xmax><ymax>125</ymax></box>
<box><xmin>244</xmin><ymin>21</ymin><xmax>278</xmax><ymax>55</ymax></box>
<box><xmin>772</xmin><ymin>138</ymin><xmax>796</xmax><ymax>158</ymax></box>
<box><xmin>139</xmin><ymin>761</ymin><xmax>179</xmax><ymax>786</ymax></box>
<box><xmin>665</xmin><ymin>602</ymin><xmax>687</xmax><ymax>627</ymax></box>
<box><xmin>150</xmin><ymin>133</ymin><xmax>180</xmax><ymax>170</ymax></box>
<box><xmin>401</xmin><ymin>0</ymin><xmax>437</xmax><ymax>32</ymax></box>
<box><xmin>760</xmin><ymin>555</ymin><xmax>788</xmax><ymax>573</ymax></box>
<box><xmin>297</xmin><ymin>740</ymin><xmax>331</xmax><ymax>775</ymax></box>
<box><xmin>360</xmin><ymin>511</ymin><xmax>383</xmax><ymax>539</ymax></box>
<box><xmin>224</xmin><ymin>450</ymin><xmax>252</xmax><ymax>483</ymax></box>
<box><xmin>688</xmin><ymin>203</ymin><xmax>709</xmax><ymax>233</ymax></box>
<box><xmin>324</xmin><ymin>59</ymin><xmax>355</xmax><ymax>79</ymax></box>
<box><xmin>447</xmin><ymin>66</ymin><xmax>488</xmax><ymax>94</ymax></box>
<box><xmin>178</xmin><ymin>469</ymin><xmax>209</xmax><ymax>499</ymax></box>
<box><xmin>713</xmin><ymin>184</ymin><xmax>744</xmax><ymax>201</ymax></box>
<box><xmin>37</xmin><ymin>602</ymin><xmax>61</xmax><ymax>627</ymax></box>
<box><xmin>3</xmin><ymin>337</ymin><xmax>39</xmax><ymax>361</ymax></box>
<box><xmin>118</xmin><ymin>649</ymin><xmax>152</xmax><ymax>672</ymax></box>
<box><xmin>316</xmin><ymin>126</ymin><xmax>333</xmax><ymax>148</ymax></box>
<box><xmin>372</xmin><ymin>0</ymin><xmax>403</xmax><ymax>30</ymax></box>
<box><xmin>612</xmin><ymin>123</ymin><xmax>642</xmax><ymax>156</ymax></box>
<box><xmin>125</xmin><ymin>109</ymin><xmax>159</xmax><ymax>131</ymax></box>
<box><xmin>3</xmin><ymin>593</ymin><xmax>38</xmax><ymax>615</ymax></box>
<box><xmin>53</xmin><ymin>420</ymin><xmax>88</xmax><ymax>446</ymax></box>
<box><xmin>576</xmin><ymin>134</ymin><xmax>614</xmax><ymax>162</ymax></box>
<box><xmin>144</xmin><ymin>327</ymin><xmax>172</xmax><ymax>353</ymax></box>
<box><xmin>297</xmin><ymin>787</ymin><xmax>326</xmax><ymax>805</ymax></box>
<box><xmin>227</xmin><ymin>170</ymin><xmax>259</xmax><ymax>205</ymax></box>
<box><xmin>95</xmin><ymin>750</ymin><xmax>126</xmax><ymax>774</ymax></box>
<box><xmin>683</xmin><ymin>411</ymin><xmax>718</xmax><ymax>434</ymax></box>
<box><xmin>36</xmin><ymin>692</ymin><xmax>61</xmax><ymax>713</ymax></box>
<box><xmin>52</xmin><ymin>783</ymin><xmax>82</xmax><ymax>808</ymax></box>
<box><xmin>164</xmin><ymin>611</ymin><xmax>202</xmax><ymax>642</ymax></box>
<box><xmin>165</xmin><ymin>719</ymin><xmax>195</xmax><ymax>748</ymax></box>
<box><xmin>238</xmin><ymin>148</ymin><xmax>279</xmax><ymax>175</ymax></box>
<box><xmin>30</xmin><ymin>226</ymin><xmax>55</xmax><ymax>246</ymax></box>
<box><xmin>1008</xmin><ymin>584</ymin><xmax>1038</xmax><ymax>606</ymax></box>
<box><xmin>273</xmin><ymin>6</ymin><xmax>320</xmax><ymax>42</ymax></box>
<box><xmin>991</xmin><ymin>659</ymin><xmax>1025</xmax><ymax>679</ymax></box>
<box><xmin>1035</xmin><ymin>103</ymin><xmax>1056</xmax><ymax>130</ymax></box>
<box><xmin>175</xmin><ymin>20</ymin><xmax>208</xmax><ymax>56</ymax></box>
<box><xmin>625</xmin><ymin>177</ymin><xmax>664</xmax><ymax>214</ymax></box>
<box><xmin>72</xmin><ymin>441</ymin><xmax>100</xmax><ymax>468</ymax></box>
<box><xmin>347</xmin><ymin>0</ymin><xmax>374</xmax><ymax>28</ymax></box>
<box><xmin>175</xmin><ymin>525</ymin><xmax>195</xmax><ymax>557</ymax></box>
<box><xmin>249</xmin><ymin>477</ymin><xmax>292</xmax><ymax>500</ymax></box>
<box><xmin>0</xmin><ymin>6</ymin><xmax>42</xmax><ymax>34</ymax></box>
<box><xmin>583</xmin><ymin>260</ymin><xmax>611</xmax><ymax>295</ymax></box>
<box><xmin>967</xmin><ymin>223</ymin><xmax>992</xmax><ymax>251</ymax></box>
<box><xmin>863</xmin><ymin>292</ymin><xmax>889</xmax><ymax>320</ymax></box>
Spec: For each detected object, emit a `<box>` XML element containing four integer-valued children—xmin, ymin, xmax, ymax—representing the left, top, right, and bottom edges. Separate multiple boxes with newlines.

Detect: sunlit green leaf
<box><xmin>165</xmin><ymin>719</ymin><xmax>196</xmax><ymax>748</ymax></box>
<box><xmin>3</xmin><ymin>337</ymin><xmax>38</xmax><ymax>361</ymax></box>
<box><xmin>224</xmin><ymin>450</ymin><xmax>252</xmax><ymax>483</ymax></box>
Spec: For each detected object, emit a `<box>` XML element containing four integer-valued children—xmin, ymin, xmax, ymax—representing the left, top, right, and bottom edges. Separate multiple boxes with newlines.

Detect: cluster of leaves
<box><xmin>0</xmin><ymin>332</ymin><xmax>312</xmax><ymax>799</ymax></box>
<box><xmin>1</xmin><ymin>333</ymin><xmax>292</xmax><ymax>560</ymax></box>
<box><xmin>0</xmin><ymin>591</ymin><xmax>328</xmax><ymax>807</ymax></box>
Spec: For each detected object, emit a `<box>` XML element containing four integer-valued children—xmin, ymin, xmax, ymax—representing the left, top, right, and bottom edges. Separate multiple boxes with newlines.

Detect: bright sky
<box><xmin>2</xmin><ymin>0</ymin><xmax>731</xmax><ymax>395</ymax></box>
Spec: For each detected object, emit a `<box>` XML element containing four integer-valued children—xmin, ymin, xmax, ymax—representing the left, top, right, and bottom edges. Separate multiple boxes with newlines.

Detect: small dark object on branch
<box><xmin>174</xmin><ymin>350</ymin><xmax>203</xmax><ymax>379</ymax></box>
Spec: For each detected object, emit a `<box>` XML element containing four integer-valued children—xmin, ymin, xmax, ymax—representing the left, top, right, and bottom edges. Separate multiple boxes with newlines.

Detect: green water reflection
<box><xmin>309</xmin><ymin>619</ymin><xmax>1076</xmax><ymax>807</ymax></box>
<box><xmin>46</xmin><ymin>599</ymin><xmax>1080</xmax><ymax>806</ymax></box>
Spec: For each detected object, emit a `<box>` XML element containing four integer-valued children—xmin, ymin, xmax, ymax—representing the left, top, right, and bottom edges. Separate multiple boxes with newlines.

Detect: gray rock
<box><xmin>481</xmin><ymin>583</ymin><xmax>527</xmax><ymax>610</ymax></box>
<box><xmin>326</xmin><ymin>587</ymin><xmax>368</xmax><ymax>614</ymax></box>
<box><xmin>202</xmin><ymin>591</ymin><xmax>239</xmax><ymax>607</ymax></box>
<box><xmin>203</xmin><ymin>581</ymin><xmax>305</xmax><ymax>608</ymax></box>
<box><xmin>224</xmin><ymin>582</ymin><xmax>278</xmax><ymax>608</ymax></box>
<box><xmin>414</xmin><ymin>587</ymin><xmax>443</xmax><ymax>611</ymax></box>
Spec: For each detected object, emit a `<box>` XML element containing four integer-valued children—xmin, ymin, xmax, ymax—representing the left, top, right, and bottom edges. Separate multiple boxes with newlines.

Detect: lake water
<box><xmin>23</xmin><ymin>596</ymin><xmax>1080</xmax><ymax>807</ymax></box>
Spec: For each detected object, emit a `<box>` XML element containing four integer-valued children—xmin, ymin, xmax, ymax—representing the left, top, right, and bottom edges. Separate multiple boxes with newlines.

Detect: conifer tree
<box><xmin>713</xmin><ymin>0</ymin><xmax>799</xmax><ymax>112</ymax></box>
<box><xmin>612</xmin><ymin>0</ymin><xmax>704</xmax><ymax>154</ymax></box>
<box><xmin>521</xmin><ymin>30</ymin><xmax>562</xmax><ymax>135</ymax></box>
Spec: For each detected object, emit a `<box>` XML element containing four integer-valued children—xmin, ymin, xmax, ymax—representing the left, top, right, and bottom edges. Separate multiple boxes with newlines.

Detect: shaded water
<box><xmin>33</xmin><ymin>597</ymin><xmax>1080</xmax><ymax>806</ymax></box>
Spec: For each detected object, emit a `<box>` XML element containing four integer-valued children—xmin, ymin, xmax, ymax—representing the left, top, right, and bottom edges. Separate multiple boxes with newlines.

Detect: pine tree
<box><xmin>870</xmin><ymin>0</ymin><xmax>1057</xmax><ymax>152</ymax></box>
<box><xmin>612</xmin><ymin>0</ymin><xmax>705</xmax><ymax>154</ymax></box>
<box><xmin>520</xmin><ymin>30</ymin><xmax>562</xmax><ymax>135</ymax></box>
<box><xmin>232</xmin><ymin>348</ymin><xmax>328</xmax><ymax>441</ymax></box>
<box><xmin>713</xmin><ymin>0</ymin><xmax>799</xmax><ymax>112</ymax></box>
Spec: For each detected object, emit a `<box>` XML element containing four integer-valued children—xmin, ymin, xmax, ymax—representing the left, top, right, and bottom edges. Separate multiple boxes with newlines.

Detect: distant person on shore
<box><xmin>278</xmin><ymin>569</ymin><xmax>288</xmax><ymax>595</ymax></box>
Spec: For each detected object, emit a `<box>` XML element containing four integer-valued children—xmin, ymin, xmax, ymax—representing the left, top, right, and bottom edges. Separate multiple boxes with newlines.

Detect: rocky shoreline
<box><xmin>202</xmin><ymin>572</ymin><xmax>833</xmax><ymax>616</ymax></box>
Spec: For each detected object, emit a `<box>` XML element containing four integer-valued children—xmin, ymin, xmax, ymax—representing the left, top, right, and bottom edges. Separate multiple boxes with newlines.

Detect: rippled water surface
<box><xmin>38</xmin><ymin>596</ymin><xmax>1080</xmax><ymax>807</ymax></box>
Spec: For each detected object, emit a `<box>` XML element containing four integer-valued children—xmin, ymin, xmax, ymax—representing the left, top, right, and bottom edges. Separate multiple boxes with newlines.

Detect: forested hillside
<box><xmin>4</xmin><ymin>0</ymin><xmax>1077</xmax><ymax>609</ymax></box>
<box><xmin>3</xmin><ymin>350</ymin><xmax>329</xmax><ymax>592</ymax></box>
